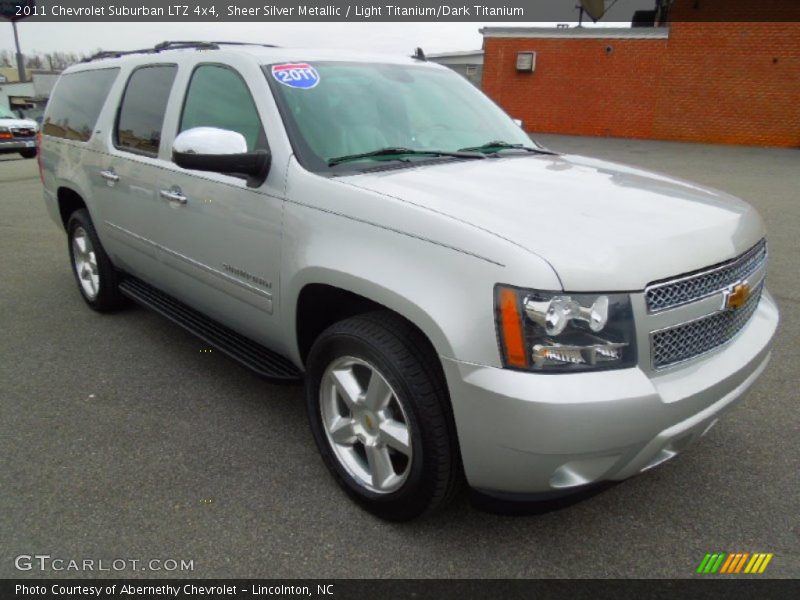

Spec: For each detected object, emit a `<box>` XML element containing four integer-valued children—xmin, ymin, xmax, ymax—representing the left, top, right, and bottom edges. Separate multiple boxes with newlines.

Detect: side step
<box><xmin>119</xmin><ymin>277</ymin><xmax>302</xmax><ymax>382</ymax></box>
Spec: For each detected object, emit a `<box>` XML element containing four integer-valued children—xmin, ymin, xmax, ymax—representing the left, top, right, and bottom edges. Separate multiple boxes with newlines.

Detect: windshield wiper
<box><xmin>458</xmin><ymin>141</ymin><xmax>557</xmax><ymax>155</ymax></box>
<box><xmin>328</xmin><ymin>147</ymin><xmax>486</xmax><ymax>167</ymax></box>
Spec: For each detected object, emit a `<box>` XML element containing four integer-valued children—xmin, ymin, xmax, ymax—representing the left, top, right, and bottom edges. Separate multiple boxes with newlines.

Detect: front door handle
<box><xmin>100</xmin><ymin>169</ymin><xmax>119</xmax><ymax>183</ymax></box>
<box><xmin>159</xmin><ymin>187</ymin><xmax>188</xmax><ymax>205</ymax></box>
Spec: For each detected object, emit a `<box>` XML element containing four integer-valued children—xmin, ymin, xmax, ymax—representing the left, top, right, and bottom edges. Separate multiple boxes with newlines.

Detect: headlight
<box><xmin>495</xmin><ymin>285</ymin><xmax>637</xmax><ymax>372</ymax></box>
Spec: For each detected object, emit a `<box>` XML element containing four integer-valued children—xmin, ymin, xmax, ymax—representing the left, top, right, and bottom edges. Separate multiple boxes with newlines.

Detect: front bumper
<box><xmin>0</xmin><ymin>138</ymin><xmax>36</xmax><ymax>152</ymax></box>
<box><xmin>442</xmin><ymin>290</ymin><xmax>779</xmax><ymax>494</ymax></box>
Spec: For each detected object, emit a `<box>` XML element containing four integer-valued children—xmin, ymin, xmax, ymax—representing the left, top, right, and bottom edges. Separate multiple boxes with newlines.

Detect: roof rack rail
<box><xmin>200</xmin><ymin>41</ymin><xmax>279</xmax><ymax>48</ymax></box>
<box><xmin>82</xmin><ymin>40</ymin><xmax>279</xmax><ymax>63</ymax></box>
<box><xmin>153</xmin><ymin>40</ymin><xmax>220</xmax><ymax>52</ymax></box>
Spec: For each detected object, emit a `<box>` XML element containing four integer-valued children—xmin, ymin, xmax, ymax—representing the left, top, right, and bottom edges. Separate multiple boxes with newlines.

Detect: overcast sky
<box><xmin>10</xmin><ymin>22</ymin><xmax>504</xmax><ymax>56</ymax></box>
<box><xmin>3</xmin><ymin>16</ymin><xmax>642</xmax><ymax>58</ymax></box>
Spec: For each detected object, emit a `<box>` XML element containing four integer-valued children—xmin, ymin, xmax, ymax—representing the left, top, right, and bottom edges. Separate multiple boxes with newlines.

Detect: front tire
<box><xmin>19</xmin><ymin>148</ymin><xmax>37</xmax><ymax>159</ymax></box>
<box><xmin>66</xmin><ymin>209</ymin><xmax>125</xmax><ymax>312</ymax></box>
<box><xmin>305</xmin><ymin>311</ymin><xmax>461</xmax><ymax>520</ymax></box>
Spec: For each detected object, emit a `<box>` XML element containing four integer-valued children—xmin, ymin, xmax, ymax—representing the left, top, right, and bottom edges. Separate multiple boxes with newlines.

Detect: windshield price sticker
<box><xmin>271</xmin><ymin>63</ymin><xmax>320</xmax><ymax>89</ymax></box>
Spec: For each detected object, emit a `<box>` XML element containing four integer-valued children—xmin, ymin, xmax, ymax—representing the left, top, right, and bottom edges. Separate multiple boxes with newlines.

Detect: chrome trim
<box><xmin>104</xmin><ymin>221</ymin><xmax>273</xmax><ymax>306</ymax></box>
<box><xmin>644</xmin><ymin>239</ymin><xmax>767</xmax><ymax>313</ymax></box>
<box><xmin>649</xmin><ymin>281</ymin><xmax>764</xmax><ymax>370</ymax></box>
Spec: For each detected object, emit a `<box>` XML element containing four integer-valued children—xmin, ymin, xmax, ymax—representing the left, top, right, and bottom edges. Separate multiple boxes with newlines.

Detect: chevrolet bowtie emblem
<box><xmin>724</xmin><ymin>281</ymin><xmax>751</xmax><ymax>311</ymax></box>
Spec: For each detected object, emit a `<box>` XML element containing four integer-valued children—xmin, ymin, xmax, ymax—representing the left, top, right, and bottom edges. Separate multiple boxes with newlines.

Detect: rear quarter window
<box><xmin>115</xmin><ymin>65</ymin><xmax>177</xmax><ymax>156</ymax></box>
<box><xmin>43</xmin><ymin>68</ymin><xmax>119</xmax><ymax>142</ymax></box>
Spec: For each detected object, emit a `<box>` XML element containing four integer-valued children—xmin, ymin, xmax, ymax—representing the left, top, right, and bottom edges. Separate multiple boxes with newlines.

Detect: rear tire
<box><xmin>305</xmin><ymin>311</ymin><xmax>461</xmax><ymax>521</ymax></box>
<box><xmin>66</xmin><ymin>209</ymin><xmax>125</xmax><ymax>312</ymax></box>
<box><xmin>19</xmin><ymin>149</ymin><xmax>37</xmax><ymax>159</ymax></box>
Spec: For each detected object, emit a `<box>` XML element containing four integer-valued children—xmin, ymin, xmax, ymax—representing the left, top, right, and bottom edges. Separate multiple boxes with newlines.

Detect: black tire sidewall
<box><xmin>306</xmin><ymin>324</ymin><xmax>446</xmax><ymax>520</ymax></box>
<box><xmin>66</xmin><ymin>209</ymin><xmax>122</xmax><ymax>311</ymax></box>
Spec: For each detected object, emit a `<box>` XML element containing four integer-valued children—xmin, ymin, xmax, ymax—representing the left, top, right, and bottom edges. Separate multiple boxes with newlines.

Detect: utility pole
<box><xmin>2</xmin><ymin>0</ymin><xmax>33</xmax><ymax>82</ymax></box>
<box><xmin>11</xmin><ymin>19</ymin><xmax>25</xmax><ymax>81</ymax></box>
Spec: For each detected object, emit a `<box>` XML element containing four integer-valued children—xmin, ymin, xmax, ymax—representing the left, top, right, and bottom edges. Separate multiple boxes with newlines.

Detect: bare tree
<box><xmin>25</xmin><ymin>54</ymin><xmax>43</xmax><ymax>69</ymax></box>
<box><xmin>43</xmin><ymin>51</ymin><xmax>81</xmax><ymax>71</ymax></box>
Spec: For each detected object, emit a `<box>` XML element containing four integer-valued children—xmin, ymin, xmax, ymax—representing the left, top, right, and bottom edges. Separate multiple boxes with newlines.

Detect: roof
<box><xmin>69</xmin><ymin>42</ymin><xmax>440</xmax><ymax>72</ymax></box>
<box><xmin>480</xmin><ymin>27</ymin><xmax>670</xmax><ymax>40</ymax></box>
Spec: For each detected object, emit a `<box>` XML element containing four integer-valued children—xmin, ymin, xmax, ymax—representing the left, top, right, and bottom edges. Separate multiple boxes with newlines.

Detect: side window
<box><xmin>43</xmin><ymin>68</ymin><xmax>119</xmax><ymax>141</ymax></box>
<box><xmin>115</xmin><ymin>65</ymin><xmax>177</xmax><ymax>156</ymax></box>
<box><xmin>180</xmin><ymin>65</ymin><xmax>266</xmax><ymax>152</ymax></box>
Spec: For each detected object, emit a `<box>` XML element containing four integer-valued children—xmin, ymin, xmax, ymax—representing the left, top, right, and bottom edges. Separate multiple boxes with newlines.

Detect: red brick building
<box><xmin>480</xmin><ymin>2</ymin><xmax>800</xmax><ymax>147</ymax></box>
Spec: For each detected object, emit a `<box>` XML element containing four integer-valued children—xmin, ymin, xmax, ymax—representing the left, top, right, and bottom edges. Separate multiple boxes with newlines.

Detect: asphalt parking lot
<box><xmin>1</xmin><ymin>135</ymin><xmax>798</xmax><ymax>579</ymax></box>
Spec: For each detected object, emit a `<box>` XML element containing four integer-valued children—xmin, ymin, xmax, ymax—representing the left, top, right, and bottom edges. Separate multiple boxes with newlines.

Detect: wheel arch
<box><xmin>57</xmin><ymin>186</ymin><xmax>88</xmax><ymax>228</ymax></box>
<box><xmin>288</xmin><ymin>269</ymin><xmax>454</xmax><ymax>369</ymax></box>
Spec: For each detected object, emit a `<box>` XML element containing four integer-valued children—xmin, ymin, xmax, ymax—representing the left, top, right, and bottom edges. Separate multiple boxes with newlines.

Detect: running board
<box><xmin>119</xmin><ymin>277</ymin><xmax>302</xmax><ymax>382</ymax></box>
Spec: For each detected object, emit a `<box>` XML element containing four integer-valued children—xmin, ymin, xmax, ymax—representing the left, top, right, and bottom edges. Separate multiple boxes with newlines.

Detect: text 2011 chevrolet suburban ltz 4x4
<box><xmin>39</xmin><ymin>42</ymin><xmax>778</xmax><ymax>520</ymax></box>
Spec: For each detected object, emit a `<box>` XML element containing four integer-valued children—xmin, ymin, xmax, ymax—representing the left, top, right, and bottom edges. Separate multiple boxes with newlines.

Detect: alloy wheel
<box><xmin>71</xmin><ymin>226</ymin><xmax>100</xmax><ymax>300</ymax></box>
<box><xmin>320</xmin><ymin>356</ymin><xmax>413</xmax><ymax>494</ymax></box>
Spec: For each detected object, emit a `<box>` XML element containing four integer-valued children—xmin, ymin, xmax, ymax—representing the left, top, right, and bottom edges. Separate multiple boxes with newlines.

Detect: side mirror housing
<box><xmin>512</xmin><ymin>118</ymin><xmax>524</xmax><ymax>129</ymax></box>
<box><xmin>172</xmin><ymin>127</ymin><xmax>270</xmax><ymax>187</ymax></box>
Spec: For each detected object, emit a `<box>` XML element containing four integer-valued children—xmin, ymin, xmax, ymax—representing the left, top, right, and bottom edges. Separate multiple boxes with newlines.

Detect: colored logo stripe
<box><xmin>745</xmin><ymin>553</ymin><xmax>774</xmax><ymax>573</ymax></box>
<box><xmin>697</xmin><ymin>553</ymin><xmax>726</xmax><ymax>573</ymax></box>
<box><xmin>698</xmin><ymin>552</ymin><xmax>774</xmax><ymax>574</ymax></box>
<box><xmin>272</xmin><ymin>63</ymin><xmax>312</xmax><ymax>71</ymax></box>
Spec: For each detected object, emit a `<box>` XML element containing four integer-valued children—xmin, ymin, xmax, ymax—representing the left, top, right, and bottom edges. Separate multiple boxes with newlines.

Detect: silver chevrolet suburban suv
<box><xmin>40</xmin><ymin>41</ymin><xmax>779</xmax><ymax>520</ymax></box>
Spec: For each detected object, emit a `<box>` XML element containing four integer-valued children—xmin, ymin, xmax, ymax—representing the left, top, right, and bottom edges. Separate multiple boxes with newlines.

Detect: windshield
<box><xmin>265</xmin><ymin>61</ymin><xmax>538</xmax><ymax>172</ymax></box>
<box><xmin>0</xmin><ymin>105</ymin><xmax>16</xmax><ymax>119</ymax></box>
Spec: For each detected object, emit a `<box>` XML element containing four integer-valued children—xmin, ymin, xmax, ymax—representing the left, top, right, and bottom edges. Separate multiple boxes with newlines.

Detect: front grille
<box><xmin>645</xmin><ymin>239</ymin><xmax>767</xmax><ymax>312</ymax></box>
<box><xmin>651</xmin><ymin>282</ymin><xmax>763</xmax><ymax>368</ymax></box>
<box><xmin>12</xmin><ymin>128</ymin><xmax>35</xmax><ymax>139</ymax></box>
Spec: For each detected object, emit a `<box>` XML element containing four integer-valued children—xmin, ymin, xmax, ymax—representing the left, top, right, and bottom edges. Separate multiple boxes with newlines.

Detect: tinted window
<box><xmin>43</xmin><ymin>69</ymin><xmax>119</xmax><ymax>141</ymax></box>
<box><xmin>116</xmin><ymin>65</ymin><xmax>177</xmax><ymax>155</ymax></box>
<box><xmin>180</xmin><ymin>65</ymin><xmax>265</xmax><ymax>152</ymax></box>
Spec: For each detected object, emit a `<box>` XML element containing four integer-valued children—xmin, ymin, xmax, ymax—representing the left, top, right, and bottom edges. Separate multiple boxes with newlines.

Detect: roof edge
<box><xmin>479</xmin><ymin>27</ymin><xmax>669</xmax><ymax>40</ymax></box>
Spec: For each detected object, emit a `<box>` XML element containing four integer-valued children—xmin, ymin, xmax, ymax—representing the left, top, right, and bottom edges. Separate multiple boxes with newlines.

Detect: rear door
<box><xmin>151</xmin><ymin>61</ymin><xmax>284</xmax><ymax>348</ymax></box>
<box><xmin>96</xmin><ymin>64</ymin><xmax>178</xmax><ymax>282</ymax></box>
<box><xmin>40</xmin><ymin>67</ymin><xmax>119</xmax><ymax>231</ymax></box>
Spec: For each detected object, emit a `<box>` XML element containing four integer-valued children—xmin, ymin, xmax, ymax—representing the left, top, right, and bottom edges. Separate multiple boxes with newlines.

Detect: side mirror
<box><xmin>512</xmin><ymin>118</ymin><xmax>524</xmax><ymax>129</ymax></box>
<box><xmin>172</xmin><ymin>127</ymin><xmax>270</xmax><ymax>187</ymax></box>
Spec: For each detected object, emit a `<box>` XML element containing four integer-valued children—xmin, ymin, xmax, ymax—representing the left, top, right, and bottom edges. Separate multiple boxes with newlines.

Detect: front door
<box><xmin>151</xmin><ymin>63</ymin><xmax>283</xmax><ymax>347</ymax></box>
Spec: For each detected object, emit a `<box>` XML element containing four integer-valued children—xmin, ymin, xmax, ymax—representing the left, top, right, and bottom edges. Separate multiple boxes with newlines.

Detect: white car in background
<box><xmin>0</xmin><ymin>104</ymin><xmax>38</xmax><ymax>159</ymax></box>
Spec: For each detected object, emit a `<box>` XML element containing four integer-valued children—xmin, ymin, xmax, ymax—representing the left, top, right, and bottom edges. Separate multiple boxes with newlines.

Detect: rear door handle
<box><xmin>159</xmin><ymin>187</ymin><xmax>188</xmax><ymax>205</ymax></box>
<box><xmin>100</xmin><ymin>169</ymin><xmax>119</xmax><ymax>183</ymax></box>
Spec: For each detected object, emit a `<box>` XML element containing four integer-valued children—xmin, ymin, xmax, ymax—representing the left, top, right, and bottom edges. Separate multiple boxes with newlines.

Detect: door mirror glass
<box><xmin>172</xmin><ymin>127</ymin><xmax>270</xmax><ymax>187</ymax></box>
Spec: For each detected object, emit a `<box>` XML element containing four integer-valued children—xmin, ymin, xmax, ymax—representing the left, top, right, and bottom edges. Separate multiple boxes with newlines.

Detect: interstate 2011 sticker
<box><xmin>271</xmin><ymin>63</ymin><xmax>320</xmax><ymax>89</ymax></box>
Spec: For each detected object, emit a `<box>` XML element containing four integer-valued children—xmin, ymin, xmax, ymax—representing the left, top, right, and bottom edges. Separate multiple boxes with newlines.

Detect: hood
<box><xmin>0</xmin><ymin>117</ymin><xmax>38</xmax><ymax>131</ymax></box>
<box><xmin>342</xmin><ymin>154</ymin><xmax>764</xmax><ymax>291</ymax></box>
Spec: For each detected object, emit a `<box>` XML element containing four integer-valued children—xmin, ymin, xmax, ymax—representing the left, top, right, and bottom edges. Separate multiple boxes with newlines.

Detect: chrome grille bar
<box><xmin>645</xmin><ymin>239</ymin><xmax>767</xmax><ymax>313</ymax></box>
<box><xmin>650</xmin><ymin>282</ymin><xmax>763</xmax><ymax>369</ymax></box>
